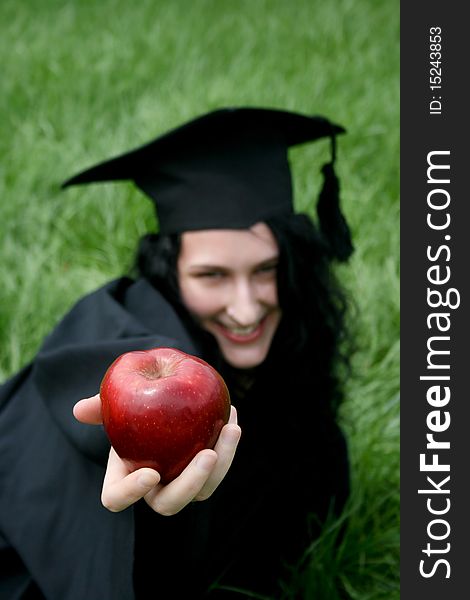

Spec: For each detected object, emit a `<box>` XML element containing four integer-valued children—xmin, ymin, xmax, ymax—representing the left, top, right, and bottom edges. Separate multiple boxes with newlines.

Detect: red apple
<box><xmin>100</xmin><ymin>347</ymin><xmax>231</xmax><ymax>483</ymax></box>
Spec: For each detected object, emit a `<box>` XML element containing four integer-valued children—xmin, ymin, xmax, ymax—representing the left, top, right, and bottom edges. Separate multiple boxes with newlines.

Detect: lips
<box><xmin>213</xmin><ymin>316</ymin><xmax>267</xmax><ymax>344</ymax></box>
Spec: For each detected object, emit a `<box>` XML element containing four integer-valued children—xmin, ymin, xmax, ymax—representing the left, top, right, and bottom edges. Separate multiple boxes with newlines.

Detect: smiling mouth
<box><xmin>213</xmin><ymin>317</ymin><xmax>267</xmax><ymax>343</ymax></box>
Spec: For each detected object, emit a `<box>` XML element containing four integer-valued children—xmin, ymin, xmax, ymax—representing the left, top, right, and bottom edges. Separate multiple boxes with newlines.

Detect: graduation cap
<box><xmin>62</xmin><ymin>107</ymin><xmax>353</xmax><ymax>261</ymax></box>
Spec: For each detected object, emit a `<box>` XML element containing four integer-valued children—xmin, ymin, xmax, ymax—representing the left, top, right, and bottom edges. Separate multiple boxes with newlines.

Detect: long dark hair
<box><xmin>134</xmin><ymin>213</ymin><xmax>351</xmax><ymax>421</ymax></box>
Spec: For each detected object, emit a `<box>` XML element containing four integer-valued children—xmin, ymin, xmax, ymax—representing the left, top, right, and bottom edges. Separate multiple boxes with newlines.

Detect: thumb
<box><xmin>73</xmin><ymin>394</ymin><xmax>103</xmax><ymax>425</ymax></box>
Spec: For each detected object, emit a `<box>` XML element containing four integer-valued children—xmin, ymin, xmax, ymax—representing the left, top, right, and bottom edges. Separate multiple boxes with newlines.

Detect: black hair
<box><xmin>264</xmin><ymin>213</ymin><xmax>351</xmax><ymax>418</ymax></box>
<box><xmin>135</xmin><ymin>232</ymin><xmax>181</xmax><ymax>305</ymax></box>
<box><xmin>134</xmin><ymin>213</ymin><xmax>351</xmax><ymax>420</ymax></box>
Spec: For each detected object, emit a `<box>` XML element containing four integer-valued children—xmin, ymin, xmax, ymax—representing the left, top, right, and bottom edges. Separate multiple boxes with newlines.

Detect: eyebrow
<box><xmin>187</xmin><ymin>256</ymin><xmax>279</xmax><ymax>272</ymax></box>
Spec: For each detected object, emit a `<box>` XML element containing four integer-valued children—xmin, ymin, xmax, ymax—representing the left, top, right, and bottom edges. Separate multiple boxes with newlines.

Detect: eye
<box><xmin>193</xmin><ymin>270</ymin><xmax>226</xmax><ymax>279</ymax></box>
<box><xmin>255</xmin><ymin>263</ymin><xmax>278</xmax><ymax>276</ymax></box>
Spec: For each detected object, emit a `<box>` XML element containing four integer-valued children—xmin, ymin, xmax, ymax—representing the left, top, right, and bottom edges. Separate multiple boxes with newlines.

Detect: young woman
<box><xmin>0</xmin><ymin>107</ymin><xmax>353</xmax><ymax>599</ymax></box>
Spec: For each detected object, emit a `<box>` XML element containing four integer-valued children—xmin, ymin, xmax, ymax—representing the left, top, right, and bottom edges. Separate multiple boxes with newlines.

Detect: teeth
<box><xmin>226</xmin><ymin>322</ymin><xmax>261</xmax><ymax>335</ymax></box>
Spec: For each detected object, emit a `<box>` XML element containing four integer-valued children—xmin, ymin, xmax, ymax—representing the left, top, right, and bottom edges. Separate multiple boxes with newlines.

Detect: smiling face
<box><xmin>177</xmin><ymin>222</ymin><xmax>282</xmax><ymax>369</ymax></box>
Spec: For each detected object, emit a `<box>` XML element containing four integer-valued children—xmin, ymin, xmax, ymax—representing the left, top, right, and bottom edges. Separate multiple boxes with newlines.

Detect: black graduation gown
<box><xmin>0</xmin><ymin>277</ymin><xmax>349</xmax><ymax>600</ymax></box>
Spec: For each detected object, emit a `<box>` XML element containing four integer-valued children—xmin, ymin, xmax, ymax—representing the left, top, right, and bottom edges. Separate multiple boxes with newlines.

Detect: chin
<box><xmin>219</xmin><ymin>345</ymin><xmax>271</xmax><ymax>370</ymax></box>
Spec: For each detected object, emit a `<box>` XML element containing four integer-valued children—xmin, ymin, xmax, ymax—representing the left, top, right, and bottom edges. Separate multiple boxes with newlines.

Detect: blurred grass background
<box><xmin>0</xmin><ymin>0</ymin><xmax>399</xmax><ymax>597</ymax></box>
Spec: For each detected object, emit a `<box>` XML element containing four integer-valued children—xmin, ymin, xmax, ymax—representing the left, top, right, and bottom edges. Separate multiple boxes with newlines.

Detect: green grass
<box><xmin>0</xmin><ymin>0</ymin><xmax>399</xmax><ymax>597</ymax></box>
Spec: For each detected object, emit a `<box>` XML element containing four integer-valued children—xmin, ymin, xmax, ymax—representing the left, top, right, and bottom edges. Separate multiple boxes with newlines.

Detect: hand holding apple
<box><xmin>99</xmin><ymin>347</ymin><xmax>231</xmax><ymax>484</ymax></box>
<box><xmin>74</xmin><ymin>395</ymin><xmax>240</xmax><ymax>514</ymax></box>
<box><xmin>74</xmin><ymin>347</ymin><xmax>240</xmax><ymax>514</ymax></box>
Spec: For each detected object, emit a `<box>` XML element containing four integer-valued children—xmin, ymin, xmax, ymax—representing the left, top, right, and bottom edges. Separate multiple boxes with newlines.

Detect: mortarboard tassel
<box><xmin>316</xmin><ymin>135</ymin><xmax>354</xmax><ymax>262</ymax></box>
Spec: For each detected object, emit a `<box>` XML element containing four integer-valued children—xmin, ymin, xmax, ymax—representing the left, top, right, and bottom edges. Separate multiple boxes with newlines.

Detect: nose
<box><xmin>226</xmin><ymin>278</ymin><xmax>262</xmax><ymax>326</ymax></box>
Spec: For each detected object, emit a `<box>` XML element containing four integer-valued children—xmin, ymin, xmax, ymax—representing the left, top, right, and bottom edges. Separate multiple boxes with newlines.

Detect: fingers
<box><xmin>101</xmin><ymin>447</ymin><xmax>161</xmax><ymax>512</ymax></box>
<box><xmin>193</xmin><ymin>420</ymin><xmax>241</xmax><ymax>501</ymax></box>
<box><xmin>143</xmin><ymin>450</ymin><xmax>218</xmax><ymax>516</ymax></box>
<box><xmin>228</xmin><ymin>404</ymin><xmax>238</xmax><ymax>425</ymax></box>
<box><xmin>144</xmin><ymin>405</ymin><xmax>241</xmax><ymax>513</ymax></box>
<box><xmin>73</xmin><ymin>394</ymin><xmax>102</xmax><ymax>424</ymax></box>
<box><xmin>100</xmin><ymin>404</ymin><xmax>241</xmax><ymax>515</ymax></box>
